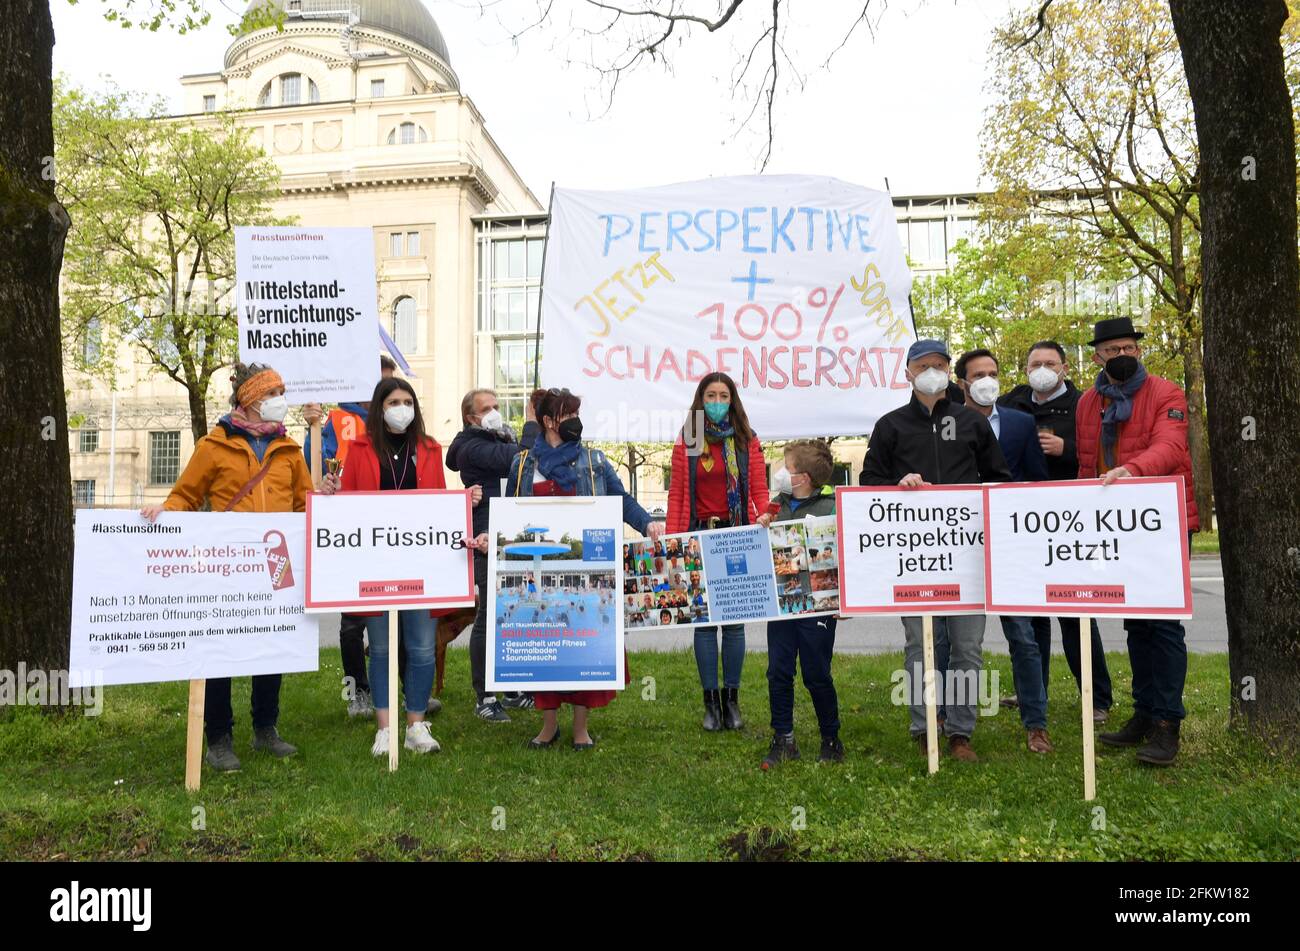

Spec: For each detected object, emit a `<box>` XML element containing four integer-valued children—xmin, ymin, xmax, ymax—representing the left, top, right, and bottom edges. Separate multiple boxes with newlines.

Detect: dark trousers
<box><xmin>1030</xmin><ymin>615</ymin><xmax>1113</xmax><ymax>712</ymax></box>
<box><xmin>1125</xmin><ymin>618</ymin><xmax>1188</xmax><ymax>721</ymax></box>
<box><xmin>766</xmin><ymin>616</ymin><xmax>839</xmax><ymax>737</ymax></box>
<box><xmin>340</xmin><ymin>613</ymin><xmax>369</xmax><ymax>694</ymax></box>
<box><xmin>205</xmin><ymin>674</ymin><xmax>280</xmax><ymax>742</ymax></box>
<box><xmin>470</xmin><ymin>550</ymin><xmax>489</xmax><ymax>700</ymax></box>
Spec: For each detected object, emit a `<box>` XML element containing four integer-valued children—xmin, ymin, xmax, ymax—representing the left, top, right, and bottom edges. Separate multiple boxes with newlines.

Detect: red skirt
<box><xmin>533</xmin><ymin>650</ymin><xmax>630</xmax><ymax>710</ymax></box>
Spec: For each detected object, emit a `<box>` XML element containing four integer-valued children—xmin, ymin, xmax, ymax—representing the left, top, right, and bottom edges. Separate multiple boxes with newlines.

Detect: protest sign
<box><xmin>305</xmin><ymin>490</ymin><xmax>475</xmax><ymax>611</ymax></box>
<box><xmin>487</xmin><ymin>498</ymin><xmax>625</xmax><ymax>691</ymax></box>
<box><xmin>540</xmin><ymin>175</ymin><xmax>915</xmax><ymax>440</ymax></box>
<box><xmin>836</xmin><ymin>486</ymin><xmax>986</xmax><ymax>616</ymax></box>
<box><xmin>69</xmin><ymin>510</ymin><xmax>319</xmax><ymax>687</ymax></box>
<box><xmin>235</xmin><ymin>226</ymin><xmax>380</xmax><ymax>405</ymax></box>
<box><xmin>983</xmin><ymin>477</ymin><xmax>1192</xmax><ymax>618</ymax></box>
<box><xmin>622</xmin><ymin>517</ymin><xmax>840</xmax><ymax>630</ymax></box>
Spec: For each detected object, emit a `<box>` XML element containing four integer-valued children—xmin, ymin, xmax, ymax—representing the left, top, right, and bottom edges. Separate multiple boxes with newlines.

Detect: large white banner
<box><xmin>236</xmin><ymin>226</ymin><xmax>381</xmax><ymax>404</ymax></box>
<box><xmin>837</xmin><ymin>486</ymin><xmax>987</xmax><ymax>616</ymax></box>
<box><xmin>984</xmin><ymin>478</ymin><xmax>1192</xmax><ymax>619</ymax></box>
<box><xmin>540</xmin><ymin>175</ymin><xmax>916</xmax><ymax>441</ymax></box>
<box><xmin>305</xmin><ymin>490</ymin><xmax>475</xmax><ymax>612</ymax></box>
<box><xmin>69</xmin><ymin>511</ymin><xmax>319</xmax><ymax>687</ymax></box>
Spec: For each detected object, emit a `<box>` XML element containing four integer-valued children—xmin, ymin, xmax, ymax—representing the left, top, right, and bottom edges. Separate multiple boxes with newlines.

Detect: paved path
<box><xmin>317</xmin><ymin>556</ymin><xmax>1227</xmax><ymax>656</ymax></box>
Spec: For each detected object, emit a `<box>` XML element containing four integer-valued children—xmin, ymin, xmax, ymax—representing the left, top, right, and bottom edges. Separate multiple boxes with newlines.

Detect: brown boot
<box><xmin>1026</xmin><ymin>728</ymin><xmax>1054</xmax><ymax>754</ymax></box>
<box><xmin>948</xmin><ymin>735</ymin><xmax>978</xmax><ymax>762</ymax></box>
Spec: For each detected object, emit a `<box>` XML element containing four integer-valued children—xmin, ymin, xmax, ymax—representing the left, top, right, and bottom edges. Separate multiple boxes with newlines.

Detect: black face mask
<box><xmin>1104</xmin><ymin>355</ymin><xmax>1140</xmax><ymax>383</ymax></box>
<box><xmin>557</xmin><ymin>417</ymin><xmax>583</xmax><ymax>443</ymax></box>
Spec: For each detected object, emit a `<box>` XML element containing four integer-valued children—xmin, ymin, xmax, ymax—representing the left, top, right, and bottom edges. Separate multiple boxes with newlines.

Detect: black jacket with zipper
<box><xmin>446</xmin><ymin>420</ymin><xmax>540</xmax><ymax>536</ymax></box>
<box><xmin>859</xmin><ymin>393</ymin><xmax>1011</xmax><ymax>486</ymax></box>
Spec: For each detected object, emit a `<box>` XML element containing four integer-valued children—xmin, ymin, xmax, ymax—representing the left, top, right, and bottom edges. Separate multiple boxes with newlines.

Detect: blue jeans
<box><xmin>766</xmin><ymin>616</ymin><xmax>839</xmax><ymax>737</ymax></box>
<box><xmin>999</xmin><ymin>616</ymin><xmax>1047</xmax><ymax>730</ymax></box>
<box><xmin>1124</xmin><ymin>618</ymin><xmax>1187</xmax><ymax>721</ymax></box>
<box><xmin>204</xmin><ymin>674</ymin><xmax>280</xmax><ymax>742</ymax></box>
<box><xmin>906</xmin><ymin>614</ymin><xmax>985</xmax><ymax>738</ymax></box>
<box><xmin>694</xmin><ymin>624</ymin><xmax>745</xmax><ymax>690</ymax></box>
<box><xmin>364</xmin><ymin>611</ymin><xmax>438</xmax><ymax>714</ymax></box>
<box><xmin>1031</xmin><ymin>616</ymin><xmax>1113</xmax><ymax>711</ymax></box>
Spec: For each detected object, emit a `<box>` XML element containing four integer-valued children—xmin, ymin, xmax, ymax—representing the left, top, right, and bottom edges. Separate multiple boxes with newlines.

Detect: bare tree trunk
<box><xmin>0</xmin><ymin>2</ymin><xmax>73</xmax><ymax>676</ymax></box>
<box><xmin>1171</xmin><ymin>0</ymin><xmax>1300</xmax><ymax>742</ymax></box>
<box><xmin>187</xmin><ymin>384</ymin><xmax>211</xmax><ymax>445</ymax></box>
<box><xmin>1181</xmin><ymin>342</ymin><xmax>1214</xmax><ymax>528</ymax></box>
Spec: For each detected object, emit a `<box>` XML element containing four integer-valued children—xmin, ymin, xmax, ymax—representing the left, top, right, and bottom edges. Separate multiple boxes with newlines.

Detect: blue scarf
<box><xmin>702</xmin><ymin>416</ymin><xmax>743</xmax><ymax>526</ymax></box>
<box><xmin>532</xmin><ymin>433</ymin><xmax>582</xmax><ymax>491</ymax></box>
<box><xmin>1094</xmin><ymin>364</ymin><xmax>1148</xmax><ymax>469</ymax></box>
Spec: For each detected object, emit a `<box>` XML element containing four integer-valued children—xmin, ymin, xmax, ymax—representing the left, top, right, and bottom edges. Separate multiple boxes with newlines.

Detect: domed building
<box><xmin>66</xmin><ymin>0</ymin><xmax>546</xmax><ymax>508</ymax></box>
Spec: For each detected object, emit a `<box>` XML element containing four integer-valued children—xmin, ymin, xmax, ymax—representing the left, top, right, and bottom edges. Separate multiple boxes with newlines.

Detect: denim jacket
<box><xmin>505</xmin><ymin>441</ymin><xmax>653</xmax><ymax>536</ymax></box>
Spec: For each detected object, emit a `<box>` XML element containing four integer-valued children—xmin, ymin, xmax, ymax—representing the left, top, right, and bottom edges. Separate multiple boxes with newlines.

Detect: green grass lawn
<box><xmin>1</xmin><ymin>647</ymin><xmax>1294</xmax><ymax>861</ymax></box>
<box><xmin>1192</xmin><ymin>530</ymin><xmax>1219</xmax><ymax>554</ymax></box>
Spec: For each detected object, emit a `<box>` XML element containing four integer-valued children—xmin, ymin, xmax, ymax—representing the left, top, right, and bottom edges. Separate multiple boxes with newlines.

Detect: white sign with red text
<box><xmin>305</xmin><ymin>490</ymin><xmax>475</xmax><ymax>611</ymax></box>
<box><xmin>983</xmin><ymin>478</ymin><xmax>1192</xmax><ymax>618</ymax></box>
<box><xmin>69</xmin><ymin>510</ymin><xmax>319</xmax><ymax>687</ymax></box>
<box><xmin>837</xmin><ymin>485</ymin><xmax>986</xmax><ymax>616</ymax></box>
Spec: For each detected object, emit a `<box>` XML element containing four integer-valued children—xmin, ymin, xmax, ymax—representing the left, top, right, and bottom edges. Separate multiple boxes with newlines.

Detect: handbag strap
<box><xmin>224</xmin><ymin>457</ymin><xmax>274</xmax><ymax>512</ymax></box>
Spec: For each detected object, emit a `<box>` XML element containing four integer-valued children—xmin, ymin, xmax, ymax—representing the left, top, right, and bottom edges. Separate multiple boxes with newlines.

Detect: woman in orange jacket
<box><xmin>665</xmin><ymin>372</ymin><xmax>772</xmax><ymax>732</ymax></box>
<box><xmin>141</xmin><ymin>362</ymin><xmax>315</xmax><ymax>773</ymax></box>
<box><xmin>319</xmin><ymin>377</ymin><xmax>486</xmax><ymax>757</ymax></box>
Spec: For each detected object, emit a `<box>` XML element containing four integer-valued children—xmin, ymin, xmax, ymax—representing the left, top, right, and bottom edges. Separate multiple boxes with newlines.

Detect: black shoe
<box><xmin>761</xmin><ymin>732</ymin><xmax>799</xmax><ymax>770</ymax></box>
<box><xmin>722</xmin><ymin>687</ymin><xmax>744</xmax><ymax>730</ymax></box>
<box><xmin>527</xmin><ymin>727</ymin><xmax>561</xmax><ymax>749</ymax></box>
<box><xmin>702</xmin><ymin>690</ymin><xmax>723</xmax><ymax>732</ymax></box>
<box><xmin>501</xmin><ymin>692</ymin><xmax>535</xmax><ymax>710</ymax></box>
<box><xmin>1099</xmin><ymin>713</ymin><xmax>1155</xmax><ymax>748</ymax></box>
<box><xmin>1135</xmin><ymin>719</ymin><xmax>1180</xmax><ymax>766</ymax></box>
<box><xmin>819</xmin><ymin>735</ymin><xmax>845</xmax><ymax>763</ymax></box>
<box><xmin>572</xmin><ymin>735</ymin><xmax>598</xmax><ymax>751</ymax></box>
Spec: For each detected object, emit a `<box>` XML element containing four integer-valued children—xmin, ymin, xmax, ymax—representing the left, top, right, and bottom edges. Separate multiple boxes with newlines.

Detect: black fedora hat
<box><xmin>1088</xmin><ymin>317</ymin><xmax>1145</xmax><ymax>347</ymax></box>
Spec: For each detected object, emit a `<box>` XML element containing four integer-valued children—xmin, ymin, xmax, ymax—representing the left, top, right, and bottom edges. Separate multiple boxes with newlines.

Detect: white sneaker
<box><xmin>404</xmin><ymin>720</ymin><xmax>441</xmax><ymax>754</ymax></box>
<box><xmin>371</xmin><ymin>727</ymin><xmax>390</xmax><ymax>757</ymax></box>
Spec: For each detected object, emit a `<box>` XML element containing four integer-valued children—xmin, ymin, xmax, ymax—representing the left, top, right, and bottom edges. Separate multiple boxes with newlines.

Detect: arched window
<box><xmin>257</xmin><ymin>82</ymin><xmax>271</xmax><ymax>107</ymax></box>
<box><xmin>258</xmin><ymin>74</ymin><xmax>319</xmax><ymax>107</ymax></box>
<box><xmin>387</xmin><ymin>121</ymin><xmax>428</xmax><ymax>145</ymax></box>
<box><xmin>392</xmin><ymin>296</ymin><xmax>417</xmax><ymax>353</ymax></box>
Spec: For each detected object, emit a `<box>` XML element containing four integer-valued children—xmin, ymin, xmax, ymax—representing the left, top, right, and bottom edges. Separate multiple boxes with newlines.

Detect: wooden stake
<box><xmin>1080</xmin><ymin>616</ymin><xmax>1096</xmax><ymax>801</ymax></box>
<box><xmin>922</xmin><ymin>614</ymin><xmax>939</xmax><ymax>775</ymax></box>
<box><xmin>309</xmin><ymin>420</ymin><xmax>323</xmax><ymax>488</ymax></box>
<box><xmin>185</xmin><ymin>678</ymin><xmax>205</xmax><ymax>792</ymax></box>
<box><xmin>388</xmin><ymin>608</ymin><xmax>399</xmax><ymax>772</ymax></box>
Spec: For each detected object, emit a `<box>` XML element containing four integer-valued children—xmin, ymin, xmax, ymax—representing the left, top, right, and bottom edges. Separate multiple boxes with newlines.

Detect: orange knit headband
<box><xmin>236</xmin><ymin>369</ymin><xmax>284</xmax><ymax>409</ymax></box>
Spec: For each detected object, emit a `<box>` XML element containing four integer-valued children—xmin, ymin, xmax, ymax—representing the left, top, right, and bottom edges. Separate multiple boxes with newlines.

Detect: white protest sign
<box><xmin>540</xmin><ymin>175</ymin><xmax>915</xmax><ymax>441</ymax></box>
<box><xmin>236</xmin><ymin>226</ymin><xmax>380</xmax><ymax>404</ymax></box>
<box><xmin>305</xmin><ymin>490</ymin><xmax>475</xmax><ymax>612</ymax></box>
<box><xmin>983</xmin><ymin>477</ymin><xmax>1192</xmax><ymax>619</ymax></box>
<box><xmin>69</xmin><ymin>511</ymin><xmax>319</xmax><ymax>687</ymax></box>
<box><xmin>836</xmin><ymin>485</ymin><xmax>986</xmax><ymax>615</ymax></box>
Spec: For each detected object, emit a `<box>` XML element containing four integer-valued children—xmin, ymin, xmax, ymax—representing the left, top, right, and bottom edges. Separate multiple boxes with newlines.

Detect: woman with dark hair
<box><xmin>141</xmin><ymin>362</ymin><xmax>318</xmax><ymax>773</ymax></box>
<box><xmin>505</xmin><ymin>386</ymin><xmax>663</xmax><ymax>750</ymax></box>
<box><xmin>320</xmin><ymin>377</ymin><xmax>486</xmax><ymax>758</ymax></box>
<box><xmin>665</xmin><ymin>372</ymin><xmax>772</xmax><ymax>732</ymax></box>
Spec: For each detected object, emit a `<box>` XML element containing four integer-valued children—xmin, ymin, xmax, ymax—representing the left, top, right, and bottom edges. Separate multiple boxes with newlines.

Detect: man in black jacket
<box><xmin>996</xmin><ymin>340</ymin><xmax>1113</xmax><ymax>725</ymax></box>
<box><xmin>860</xmin><ymin>339</ymin><xmax>1010</xmax><ymax>762</ymax></box>
<box><xmin>446</xmin><ymin>390</ymin><xmax>541</xmax><ymax>722</ymax></box>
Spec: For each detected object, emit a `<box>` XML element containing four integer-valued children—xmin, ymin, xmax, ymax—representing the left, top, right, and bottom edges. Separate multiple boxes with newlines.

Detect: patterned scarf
<box><xmin>1093</xmin><ymin>363</ymin><xmax>1149</xmax><ymax>469</ymax></box>
<box><xmin>532</xmin><ymin>433</ymin><xmax>583</xmax><ymax>491</ymax></box>
<box><xmin>701</xmin><ymin>417</ymin><xmax>743</xmax><ymax>526</ymax></box>
<box><xmin>225</xmin><ymin>409</ymin><xmax>285</xmax><ymax>439</ymax></box>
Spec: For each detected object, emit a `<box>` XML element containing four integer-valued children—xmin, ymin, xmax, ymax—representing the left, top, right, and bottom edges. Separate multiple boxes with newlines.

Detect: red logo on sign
<box><xmin>1045</xmin><ymin>584</ymin><xmax>1125</xmax><ymax>603</ymax></box>
<box><xmin>893</xmin><ymin>584</ymin><xmax>961</xmax><ymax>603</ymax></box>
<box><xmin>264</xmin><ymin>530</ymin><xmax>294</xmax><ymax>591</ymax></box>
<box><xmin>360</xmin><ymin>579</ymin><xmax>425</xmax><ymax>597</ymax></box>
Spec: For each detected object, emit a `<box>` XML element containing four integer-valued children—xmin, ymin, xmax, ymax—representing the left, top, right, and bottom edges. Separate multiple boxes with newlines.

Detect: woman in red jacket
<box><xmin>666</xmin><ymin>372</ymin><xmax>772</xmax><ymax>732</ymax></box>
<box><xmin>320</xmin><ymin>377</ymin><xmax>485</xmax><ymax>758</ymax></box>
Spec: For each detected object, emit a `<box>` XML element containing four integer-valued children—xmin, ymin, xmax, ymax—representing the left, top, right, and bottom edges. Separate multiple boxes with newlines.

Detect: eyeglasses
<box><xmin>1097</xmin><ymin>344</ymin><xmax>1140</xmax><ymax>357</ymax></box>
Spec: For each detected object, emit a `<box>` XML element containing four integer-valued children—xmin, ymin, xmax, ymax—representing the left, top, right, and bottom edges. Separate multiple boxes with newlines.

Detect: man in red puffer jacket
<box><xmin>1075</xmin><ymin>317</ymin><xmax>1197</xmax><ymax>768</ymax></box>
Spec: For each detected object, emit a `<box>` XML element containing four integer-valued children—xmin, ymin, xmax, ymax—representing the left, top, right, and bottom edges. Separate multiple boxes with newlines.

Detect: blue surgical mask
<box><xmin>704</xmin><ymin>401</ymin><xmax>730</xmax><ymax>424</ymax></box>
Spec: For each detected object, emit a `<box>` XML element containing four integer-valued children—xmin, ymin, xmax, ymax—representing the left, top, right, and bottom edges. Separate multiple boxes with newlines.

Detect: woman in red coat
<box><xmin>320</xmin><ymin>377</ymin><xmax>485</xmax><ymax>758</ymax></box>
<box><xmin>665</xmin><ymin>372</ymin><xmax>771</xmax><ymax>732</ymax></box>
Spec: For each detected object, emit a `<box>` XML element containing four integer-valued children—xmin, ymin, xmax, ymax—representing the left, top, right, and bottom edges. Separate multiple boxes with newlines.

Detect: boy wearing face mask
<box><xmin>859</xmin><ymin>339</ymin><xmax>1010</xmax><ymax>762</ymax></box>
<box><xmin>761</xmin><ymin>440</ymin><xmax>843</xmax><ymax>769</ymax></box>
<box><xmin>447</xmin><ymin>388</ymin><xmax>541</xmax><ymax>722</ymax></box>
<box><xmin>1075</xmin><ymin>318</ymin><xmax>1198</xmax><ymax>767</ymax></box>
<box><xmin>998</xmin><ymin>341</ymin><xmax>1114</xmax><ymax>730</ymax></box>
